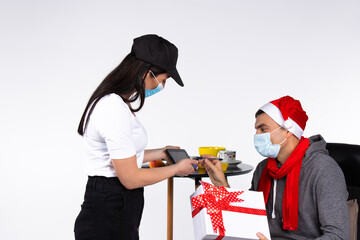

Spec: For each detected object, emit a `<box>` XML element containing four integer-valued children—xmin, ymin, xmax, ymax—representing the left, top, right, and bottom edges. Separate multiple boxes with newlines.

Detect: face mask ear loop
<box><xmin>150</xmin><ymin>70</ymin><xmax>160</xmax><ymax>85</ymax></box>
<box><xmin>279</xmin><ymin>129</ymin><xmax>292</xmax><ymax>145</ymax></box>
<box><xmin>271</xmin><ymin>127</ymin><xmax>287</xmax><ymax>145</ymax></box>
<box><xmin>270</xmin><ymin>127</ymin><xmax>282</xmax><ymax>135</ymax></box>
<box><xmin>279</xmin><ymin>137</ymin><xmax>288</xmax><ymax>145</ymax></box>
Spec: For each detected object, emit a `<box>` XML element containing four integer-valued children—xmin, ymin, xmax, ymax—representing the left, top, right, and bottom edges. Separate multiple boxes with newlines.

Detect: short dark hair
<box><xmin>255</xmin><ymin>109</ymin><xmax>265</xmax><ymax>118</ymax></box>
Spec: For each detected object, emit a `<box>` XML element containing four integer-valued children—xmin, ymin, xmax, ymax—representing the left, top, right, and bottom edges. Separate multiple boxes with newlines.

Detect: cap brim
<box><xmin>168</xmin><ymin>69</ymin><xmax>184</xmax><ymax>87</ymax></box>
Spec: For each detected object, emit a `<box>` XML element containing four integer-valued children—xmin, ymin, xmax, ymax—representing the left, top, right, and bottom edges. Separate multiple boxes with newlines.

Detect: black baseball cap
<box><xmin>131</xmin><ymin>34</ymin><xmax>184</xmax><ymax>87</ymax></box>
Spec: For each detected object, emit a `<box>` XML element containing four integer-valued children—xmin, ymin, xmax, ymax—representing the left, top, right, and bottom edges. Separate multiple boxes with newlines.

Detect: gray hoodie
<box><xmin>250</xmin><ymin>135</ymin><xmax>350</xmax><ymax>240</ymax></box>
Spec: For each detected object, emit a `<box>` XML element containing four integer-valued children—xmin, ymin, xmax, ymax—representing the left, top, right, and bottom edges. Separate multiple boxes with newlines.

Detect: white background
<box><xmin>1</xmin><ymin>0</ymin><xmax>359</xmax><ymax>239</ymax></box>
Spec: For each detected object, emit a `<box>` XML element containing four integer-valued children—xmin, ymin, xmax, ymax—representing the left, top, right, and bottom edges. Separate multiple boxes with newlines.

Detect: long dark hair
<box><xmin>77</xmin><ymin>53</ymin><xmax>166</xmax><ymax>136</ymax></box>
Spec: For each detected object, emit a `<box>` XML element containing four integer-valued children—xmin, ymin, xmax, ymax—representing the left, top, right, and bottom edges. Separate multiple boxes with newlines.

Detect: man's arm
<box><xmin>315</xmin><ymin>159</ymin><xmax>350</xmax><ymax>240</ymax></box>
<box><xmin>249</xmin><ymin>160</ymin><xmax>267</xmax><ymax>191</ymax></box>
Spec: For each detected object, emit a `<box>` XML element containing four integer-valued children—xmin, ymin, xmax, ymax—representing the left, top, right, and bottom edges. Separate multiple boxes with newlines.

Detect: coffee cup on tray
<box><xmin>217</xmin><ymin>150</ymin><xmax>236</xmax><ymax>163</ymax></box>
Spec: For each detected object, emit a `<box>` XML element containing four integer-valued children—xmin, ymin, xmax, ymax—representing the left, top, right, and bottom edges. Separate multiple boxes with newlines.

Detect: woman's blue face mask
<box><xmin>254</xmin><ymin>127</ymin><xmax>287</xmax><ymax>158</ymax></box>
<box><xmin>145</xmin><ymin>71</ymin><xmax>164</xmax><ymax>98</ymax></box>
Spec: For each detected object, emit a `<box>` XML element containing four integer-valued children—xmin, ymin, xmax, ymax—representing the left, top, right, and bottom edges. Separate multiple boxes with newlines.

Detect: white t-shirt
<box><xmin>83</xmin><ymin>93</ymin><xmax>147</xmax><ymax>177</ymax></box>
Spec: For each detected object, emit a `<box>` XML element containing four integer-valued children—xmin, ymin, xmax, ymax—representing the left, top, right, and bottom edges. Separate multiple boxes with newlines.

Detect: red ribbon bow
<box><xmin>191</xmin><ymin>181</ymin><xmax>267</xmax><ymax>240</ymax></box>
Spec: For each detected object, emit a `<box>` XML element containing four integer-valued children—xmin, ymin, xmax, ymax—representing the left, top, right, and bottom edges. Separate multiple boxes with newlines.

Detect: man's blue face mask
<box><xmin>254</xmin><ymin>127</ymin><xmax>287</xmax><ymax>158</ymax></box>
<box><xmin>145</xmin><ymin>71</ymin><xmax>164</xmax><ymax>98</ymax></box>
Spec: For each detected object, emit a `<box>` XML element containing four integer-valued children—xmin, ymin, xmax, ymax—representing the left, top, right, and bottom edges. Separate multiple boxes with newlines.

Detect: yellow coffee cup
<box><xmin>221</xmin><ymin>163</ymin><xmax>229</xmax><ymax>172</ymax></box>
<box><xmin>198</xmin><ymin>147</ymin><xmax>226</xmax><ymax>157</ymax></box>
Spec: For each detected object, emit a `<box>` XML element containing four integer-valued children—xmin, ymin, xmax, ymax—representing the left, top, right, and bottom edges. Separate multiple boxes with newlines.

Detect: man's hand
<box><xmin>200</xmin><ymin>154</ymin><xmax>229</xmax><ymax>187</ymax></box>
<box><xmin>256</xmin><ymin>232</ymin><xmax>269</xmax><ymax>240</ymax></box>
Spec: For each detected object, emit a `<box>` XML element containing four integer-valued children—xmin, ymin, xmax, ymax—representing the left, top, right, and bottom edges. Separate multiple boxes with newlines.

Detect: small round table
<box><xmin>166</xmin><ymin>163</ymin><xmax>254</xmax><ymax>240</ymax></box>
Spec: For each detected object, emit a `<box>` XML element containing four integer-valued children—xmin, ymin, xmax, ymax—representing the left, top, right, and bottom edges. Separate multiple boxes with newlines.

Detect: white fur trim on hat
<box><xmin>260</xmin><ymin>103</ymin><xmax>304</xmax><ymax>139</ymax></box>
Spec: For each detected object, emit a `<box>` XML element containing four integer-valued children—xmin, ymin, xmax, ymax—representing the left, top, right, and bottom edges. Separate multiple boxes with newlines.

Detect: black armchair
<box><xmin>326</xmin><ymin>143</ymin><xmax>360</xmax><ymax>240</ymax></box>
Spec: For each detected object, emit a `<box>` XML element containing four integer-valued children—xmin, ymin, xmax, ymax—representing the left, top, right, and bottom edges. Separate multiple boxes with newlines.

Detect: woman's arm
<box><xmin>143</xmin><ymin>146</ymin><xmax>180</xmax><ymax>163</ymax></box>
<box><xmin>112</xmin><ymin>155</ymin><xmax>198</xmax><ymax>189</ymax></box>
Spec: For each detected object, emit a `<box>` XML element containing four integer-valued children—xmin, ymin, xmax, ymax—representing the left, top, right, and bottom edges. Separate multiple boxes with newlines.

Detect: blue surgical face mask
<box><xmin>145</xmin><ymin>71</ymin><xmax>164</xmax><ymax>98</ymax></box>
<box><xmin>254</xmin><ymin>127</ymin><xmax>287</xmax><ymax>158</ymax></box>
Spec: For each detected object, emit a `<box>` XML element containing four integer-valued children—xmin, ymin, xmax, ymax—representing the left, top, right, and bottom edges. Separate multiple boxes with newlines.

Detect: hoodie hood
<box><xmin>302</xmin><ymin>134</ymin><xmax>328</xmax><ymax>166</ymax></box>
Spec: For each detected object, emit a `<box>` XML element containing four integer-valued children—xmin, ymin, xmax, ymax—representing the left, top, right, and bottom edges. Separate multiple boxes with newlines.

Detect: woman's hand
<box><xmin>256</xmin><ymin>232</ymin><xmax>269</xmax><ymax>240</ymax></box>
<box><xmin>144</xmin><ymin>145</ymin><xmax>180</xmax><ymax>163</ymax></box>
<box><xmin>200</xmin><ymin>155</ymin><xmax>229</xmax><ymax>187</ymax></box>
<box><xmin>113</xmin><ymin>155</ymin><xmax>196</xmax><ymax>189</ymax></box>
<box><xmin>175</xmin><ymin>158</ymin><xmax>198</xmax><ymax>176</ymax></box>
<box><xmin>162</xmin><ymin>145</ymin><xmax>180</xmax><ymax>163</ymax></box>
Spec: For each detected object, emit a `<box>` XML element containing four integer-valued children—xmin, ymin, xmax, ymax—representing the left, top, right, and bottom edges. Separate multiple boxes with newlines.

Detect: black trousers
<box><xmin>74</xmin><ymin>176</ymin><xmax>144</xmax><ymax>240</ymax></box>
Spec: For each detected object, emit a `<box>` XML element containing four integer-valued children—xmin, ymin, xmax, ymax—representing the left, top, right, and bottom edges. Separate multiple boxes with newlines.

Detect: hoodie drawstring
<box><xmin>272</xmin><ymin>179</ymin><xmax>277</xmax><ymax>219</ymax></box>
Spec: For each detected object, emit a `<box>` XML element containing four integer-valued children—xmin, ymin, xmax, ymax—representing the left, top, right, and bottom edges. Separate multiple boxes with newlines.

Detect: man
<box><xmin>202</xmin><ymin>96</ymin><xmax>350</xmax><ymax>240</ymax></box>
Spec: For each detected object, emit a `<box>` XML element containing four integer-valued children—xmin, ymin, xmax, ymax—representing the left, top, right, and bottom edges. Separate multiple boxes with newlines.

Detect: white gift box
<box><xmin>190</xmin><ymin>182</ymin><xmax>271</xmax><ymax>240</ymax></box>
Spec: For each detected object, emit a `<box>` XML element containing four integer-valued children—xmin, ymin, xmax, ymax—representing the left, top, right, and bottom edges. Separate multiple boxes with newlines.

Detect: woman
<box><xmin>74</xmin><ymin>34</ymin><xmax>197</xmax><ymax>240</ymax></box>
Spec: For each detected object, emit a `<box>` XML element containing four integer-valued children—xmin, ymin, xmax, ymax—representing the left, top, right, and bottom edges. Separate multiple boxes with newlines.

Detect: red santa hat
<box><xmin>260</xmin><ymin>96</ymin><xmax>308</xmax><ymax>139</ymax></box>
